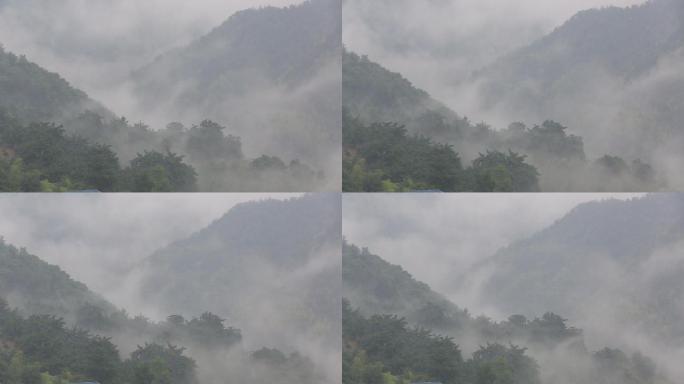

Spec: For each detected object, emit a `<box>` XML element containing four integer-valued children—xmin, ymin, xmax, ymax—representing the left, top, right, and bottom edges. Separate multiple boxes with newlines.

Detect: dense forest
<box><xmin>0</xmin><ymin>0</ymin><xmax>340</xmax><ymax>191</ymax></box>
<box><xmin>342</xmin><ymin>241</ymin><xmax>674</xmax><ymax>383</ymax></box>
<box><xmin>0</xmin><ymin>111</ymin><xmax>198</xmax><ymax>192</ymax></box>
<box><xmin>0</xmin><ymin>46</ymin><xmax>321</xmax><ymax>191</ymax></box>
<box><xmin>0</xmin><ymin>296</ymin><xmax>321</xmax><ymax>384</ymax></box>
<box><xmin>343</xmin><ymin>111</ymin><xmax>539</xmax><ymax>192</ymax></box>
<box><xmin>342</xmin><ymin>47</ymin><xmax>664</xmax><ymax>192</ymax></box>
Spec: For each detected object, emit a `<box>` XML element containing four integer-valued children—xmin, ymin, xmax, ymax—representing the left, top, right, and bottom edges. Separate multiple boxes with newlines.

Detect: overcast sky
<box><xmin>343</xmin><ymin>193</ymin><xmax>643</xmax><ymax>313</ymax></box>
<box><xmin>344</xmin><ymin>0</ymin><xmax>647</xmax><ymax>106</ymax></box>
<box><xmin>0</xmin><ymin>193</ymin><xmax>301</xmax><ymax>310</ymax></box>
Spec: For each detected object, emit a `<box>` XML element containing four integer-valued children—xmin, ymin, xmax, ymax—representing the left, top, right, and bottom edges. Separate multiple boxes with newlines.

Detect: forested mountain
<box><xmin>0</xmin><ymin>0</ymin><xmax>339</xmax><ymax>191</ymax></box>
<box><xmin>0</xmin><ymin>46</ymin><xmax>110</xmax><ymax>124</ymax></box>
<box><xmin>131</xmin><ymin>0</ymin><xmax>342</xmax><ymax>179</ymax></box>
<box><xmin>343</xmin><ymin>46</ymin><xmax>663</xmax><ymax>192</ymax></box>
<box><xmin>134</xmin><ymin>0</ymin><xmax>340</xmax><ymax>101</ymax></box>
<box><xmin>0</xmin><ymin>43</ymin><xmax>323</xmax><ymax>192</ymax></box>
<box><xmin>0</xmin><ymin>203</ymin><xmax>335</xmax><ymax>383</ymax></box>
<box><xmin>470</xmin><ymin>0</ymin><xmax>684</xmax><ymax>188</ymax></box>
<box><xmin>342</xmin><ymin>241</ymin><xmax>672</xmax><ymax>384</ymax></box>
<box><xmin>480</xmin><ymin>194</ymin><xmax>684</xmax><ymax>348</ymax></box>
<box><xmin>343</xmin><ymin>50</ymin><xmax>460</xmax><ymax>131</ymax></box>
<box><xmin>137</xmin><ymin>194</ymin><xmax>341</xmax><ymax>356</ymax></box>
<box><xmin>0</xmin><ymin>238</ymin><xmax>115</xmax><ymax>320</ymax></box>
<box><xmin>476</xmin><ymin>0</ymin><xmax>684</xmax><ymax>109</ymax></box>
<box><xmin>343</xmin><ymin>242</ymin><xmax>471</xmax><ymax>331</ymax></box>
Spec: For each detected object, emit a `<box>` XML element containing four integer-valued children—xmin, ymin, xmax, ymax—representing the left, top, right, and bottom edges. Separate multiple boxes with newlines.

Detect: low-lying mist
<box><xmin>0</xmin><ymin>0</ymin><xmax>342</xmax><ymax>191</ymax></box>
<box><xmin>0</xmin><ymin>193</ymin><xmax>340</xmax><ymax>384</ymax></box>
<box><xmin>344</xmin><ymin>0</ymin><xmax>684</xmax><ymax>191</ymax></box>
<box><xmin>343</xmin><ymin>193</ymin><xmax>681</xmax><ymax>383</ymax></box>
<box><xmin>0</xmin><ymin>0</ymin><xmax>300</xmax><ymax>103</ymax></box>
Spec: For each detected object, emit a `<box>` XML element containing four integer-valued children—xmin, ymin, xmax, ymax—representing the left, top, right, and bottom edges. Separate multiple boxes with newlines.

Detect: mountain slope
<box><xmin>343</xmin><ymin>50</ymin><xmax>461</xmax><ymax>128</ymax></box>
<box><xmin>130</xmin><ymin>0</ymin><xmax>342</xmax><ymax>173</ymax></box>
<box><xmin>137</xmin><ymin>194</ymin><xmax>341</xmax><ymax>350</ymax></box>
<box><xmin>478</xmin><ymin>0</ymin><xmax>684</xmax><ymax>88</ymax></box>
<box><xmin>342</xmin><ymin>240</ymin><xmax>678</xmax><ymax>383</ymax></box>
<box><xmin>133</xmin><ymin>0</ymin><xmax>340</xmax><ymax>97</ymax></box>
<box><xmin>342</xmin><ymin>241</ymin><xmax>472</xmax><ymax>331</ymax></box>
<box><xmin>0</xmin><ymin>46</ymin><xmax>109</xmax><ymax>123</ymax></box>
<box><xmin>480</xmin><ymin>194</ymin><xmax>684</xmax><ymax>346</ymax></box>
<box><xmin>470</xmin><ymin>0</ymin><xmax>684</xmax><ymax>177</ymax></box>
<box><xmin>0</xmin><ymin>237</ymin><xmax>115</xmax><ymax>319</ymax></box>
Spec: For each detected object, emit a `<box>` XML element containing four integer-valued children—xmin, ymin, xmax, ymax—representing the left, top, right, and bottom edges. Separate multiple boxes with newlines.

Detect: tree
<box><xmin>186</xmin><ymin>120</ymin><xmax>243</xmax><ymax>163</ymax></box>
<box><xmin>128</xmin><ymin>343</ymin><xmax>196</xmax><ymax>384</ymax></box>
<box><xmin>469</xmin><ymin>151</ymin><xmax>539</xmax><ymax>192</ymax></box>
<box><xmin>124</xmin><ymin>151</ymin><xmax>197</xmax><ymax>192</ymax></box>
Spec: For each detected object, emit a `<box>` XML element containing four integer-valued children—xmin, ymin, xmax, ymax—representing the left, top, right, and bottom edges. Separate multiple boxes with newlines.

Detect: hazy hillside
<box><xmin>0</xmin><ymin>236</ymin><xmax>325</xmax><ymax>384</ymax></box>
<box><xmin>0</xmin><ymin>46</ymin><xmax>109</xmax><ymax>123</ymax></box>
<box><xmin>137</xmin><ymin>194</ymin><xmax>341</xmax><ymax>353</ymax></box>
<box><xmin>344</xmin><ymin>44</ymin><xmax>667</xmax><ymax>192</ymax></box>
<box><xmin>131</xmin><ymin>0</ymin><xmax>342</xmax><ymax>177</ymax></box>
<box><xmin>343</xmin><ymin>50</ymin><xmax>461</xmax><ymax>129</ymax></box>
<box><xmin>342</xmin><ymin>240</ymin><xmax>674</xmax><ymax>384</ymax></box>
<box><xmin>343</xmin><ymin>241</ymin><xmax>472</xmax><ymax>331</ymax></box>
<box><xmin>0</xmin><ymin>1</ymin><xmax>341</xmax><ymax>191</ymax></box>
<box><xmin>471</xmin><ymin>0</ymin><xmax>684</xmax><ymax>186</ymax></box>
<box><xmin>481</xmin><ymin>194</ymin><xmax>684</xmax><ymax>348</ymax></box>
<box><xmin>0</xmin><ymin>237</ymin><xmax>115</xmax><ymax>320</ymax></box>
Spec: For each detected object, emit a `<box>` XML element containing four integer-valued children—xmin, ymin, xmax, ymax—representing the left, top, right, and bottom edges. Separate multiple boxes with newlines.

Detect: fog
<box><xmin>343</xmin><ymin>193</ymin><xmax>641</xmax><ymax>311</ymax></box>
<box><xmin>0</xmin><ymin>193</ymin><xmax>300</xmax><ymax>312</ymax></box>
<box><xmin>0</xmin><ymin>0</ymin><xmax>299</xmax><ymax>101</ymax></box>
<box><xmin>0</xmin><ymin>192</ymin><xmax>341</xmax><ymax>383</ymax></box>
<box><xmin>343</xmin><ymin>0</ymin><xmax>644</xmax><ymax>104</ymax></box>
<box><xmin>343</xmin><ymin>193</ymin><xmax>684</xmax><ymax>383</ymax></box>
<box><xmin>344</xmin><ymin>0</ymin><xmax>684</xmax><ymax>191</ymax></box>
<box><xmin>0</xmin><ymin>0</ymin><xmax>342</xmax><ymax>191</ymax></box>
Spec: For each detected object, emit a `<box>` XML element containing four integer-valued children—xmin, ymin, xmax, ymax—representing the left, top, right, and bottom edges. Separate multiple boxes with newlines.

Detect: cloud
<box><xmin>343</xmin><ymin>0</ymin><xmax>646</xmax><ymax>105</ymax></box>
<box><xmin>0</xmin><ymin>193</ymin><xmax>301</xmax><ymax>311</ymax></box>
<box><xmin>343</xmin><ymin>193</ymin><xmax>642</xmax><ymax>313</ymax></box>
<box><xmin>0</xmin><ymin>0</ymin><xmax>302</xmax><ymax>108</ymax></box>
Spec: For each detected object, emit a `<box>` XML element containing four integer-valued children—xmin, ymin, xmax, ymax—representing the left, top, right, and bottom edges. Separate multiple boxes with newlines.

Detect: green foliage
<box><xmin>0</xmin><ymin>157</ymin><xmax>43</xmax><ymax>192</ymax></box>
<box><xmin>122</xmin><ymin>151</ymin><xmax>197</xmax><ymax>192</ymax></box>
<box><xmin>468</xmin><ymin>151</ymin><xmax>540</xmax><ymax>192</ymax></box>
<box><xmin>0</xmin><ymin>47</ymin><xmax>105</xmax><ymax>124</ymax></box>
<box><xmin>0</xmin><ymin>112</ymin><xmax>199</xmax><ymax>191</ymax></box>
<box><xmin>0</xmin><ymin>297</ymin><xmax>199</xmax><ymax>384</ymax></box>
<box><xmin>343</xmin><ymin>300</ymin><xmax>542</xmax><ymax>384</ymax></box>
<box><xmin>0</xmin><ymin>115</ymin><xmax>120</xmax><ymax>190</ymax></box>
<box><xmin>185</xmin><ymin>120</ymin><xmax>243</xmax><ymax>163</ymax></box>
<box><xmin>0</xmin><ymin>238</ymin><xmax>115</xmax><ymax>318</ymax></box>
<box><xmin>0</xmin><ymin>304</ymin><xmax>122</xmax><ymax>384</ymax></box>
<box><xmin>157</xmin><ymin>312</ymin><xmax>242</xmax><ymax>350</ymax></box>
<box><xmin>126</xmin><ymin>343</ymin><xmax>196</xmax><ymax>384</ymax></box>
<box><xmin>343</xmin><ymin>242</ymin><xmax>471</xmax><ymax>332</ymax></box>
<box><xmin>503</xmin><ymin>121</ymin><xmax>585</xmax><ymax>163</ymax></box>
<box><xmin>343</xmin><ymin>111</ymin><xmax>464</xmax><ymax>191</ymax></box>
<box><xmin>470</xmin><ymin>344</ymin><xmax>540</xmax><ymax>384</ymax></box>
<box><xmin>343</xmin><ymin>110</ymin><xmax>543</xmax><ymax>192</ymax></box>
